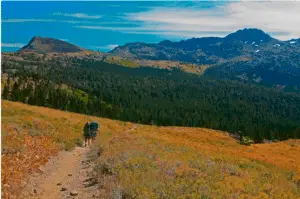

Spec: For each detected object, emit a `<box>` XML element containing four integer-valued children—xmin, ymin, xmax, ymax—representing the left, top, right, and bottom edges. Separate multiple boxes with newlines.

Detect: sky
<box><xmin>1</xmin><ymin>1</ymin><xmax>300</xmax><ymax>52</ymax></box>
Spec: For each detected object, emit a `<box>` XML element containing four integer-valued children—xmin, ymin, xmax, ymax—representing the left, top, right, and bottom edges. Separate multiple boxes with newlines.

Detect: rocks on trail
<box><xmin>70</xmin><ymin>190</ymin><xmax>79</xmax><ymax>196</ymax></box>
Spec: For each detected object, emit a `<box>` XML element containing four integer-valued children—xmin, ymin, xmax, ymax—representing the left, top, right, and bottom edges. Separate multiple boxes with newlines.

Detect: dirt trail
<box><xmin>20</xmin><ymin>126</ymin><xmax>139</xmax><ymax>199</ymax></box>
<box><xmin>21</xmin><ymin>146</ymin><xmax>99</xmax><ymax>199</ymax></box>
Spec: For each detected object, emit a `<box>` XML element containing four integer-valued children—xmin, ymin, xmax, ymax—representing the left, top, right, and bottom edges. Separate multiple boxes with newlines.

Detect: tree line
<box><xmin>2</xmin><ymin>57</ymin><xmax>300</xmax><ymax>142</ymax></box>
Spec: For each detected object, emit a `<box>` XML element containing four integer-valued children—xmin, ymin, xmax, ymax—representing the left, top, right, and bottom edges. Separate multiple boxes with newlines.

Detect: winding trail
<box><xmin>20</xmin><ymin>125</ymin><xmax>138</xmax><ymax>199</ymax></box>
<box><xmin>21</xmin><ymin>147</ymin><xmax>99</xmax><ymax>199</ymax></box>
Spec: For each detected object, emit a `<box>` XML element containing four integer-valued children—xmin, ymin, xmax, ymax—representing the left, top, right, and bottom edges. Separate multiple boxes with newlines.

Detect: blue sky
<box><xmin>2</xmin><ymin>1</ymin><xmax>300</xmax><ymax>52</ymax></box>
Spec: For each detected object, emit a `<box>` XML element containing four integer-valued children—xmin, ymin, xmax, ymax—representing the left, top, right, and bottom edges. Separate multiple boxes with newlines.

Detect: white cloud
<box><xmin>2</xmin><ymin>18</ymin><xmax>94</xmax><ymax>24</ymax></box>
<box><xmin>1</xmin><ymin>43</ymin><xmax>25</xmax><ymax>48</ymax></box>
<box><xmin>75</xmin><ymin>25</ymin><xmax>145</xmax><ymax>31</ymax></box>
<box><xmin>77</xmin><ymin>2</ymin><xmax>300</xmax><ymax>40</ymax></box>
<box><xmin>123</xmin><ymin>31</ymin><xmax>225</xmax><ymax>39</ymax></box>
<box><xmin>53</xmin><ymin>12</ymin><xmax>101</xmax><ymax>19</ymax></box>
<box><xmin>59</xmin><ymin>39</ymin><xmax>69</xmax><ymax>42</ymax></box>
<box><xmin>91</xmin><ymin>44</ymin><xmax>119</xmax><ymax>50</ymax></box>
<box><xmin>75</xmin><ymin>25</ymin><xmax>231</xmax><ymax>38</ymax></box>
<box><xmin>2</xmin><ymin>19</ymin><xmax>56</xmax><ymax>23</ymax></box>
<box><xmin>107</xmin><ymin>44</ymin><xmax>119</xmax><ymax>49</ymax></box>
<box><xmin>2</xmin><ymin>19</ymin><xmax>135</xmax><ymax>26</ymax></box>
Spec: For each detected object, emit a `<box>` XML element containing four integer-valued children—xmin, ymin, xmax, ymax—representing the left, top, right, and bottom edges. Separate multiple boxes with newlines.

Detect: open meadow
<box><xmin>2</xmin><ymin>100</ymin><xmax>300</xmax><ymax>198</ymax></box>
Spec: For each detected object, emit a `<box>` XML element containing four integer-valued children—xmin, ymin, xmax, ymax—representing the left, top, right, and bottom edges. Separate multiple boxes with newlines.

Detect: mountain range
<box><xmin>12</xmin><ymin>28</ymin><xmax>300</xmax><ymax>89</ymax></box>
<box><xmin>111</xmin><ymin>28</ymin><xmax>299</xmax><ymax>63</ymax></box>
<box><xmin>111</xmin><ymin>28</ymin><xmax>300</xmax><ymax>88</ymax></box>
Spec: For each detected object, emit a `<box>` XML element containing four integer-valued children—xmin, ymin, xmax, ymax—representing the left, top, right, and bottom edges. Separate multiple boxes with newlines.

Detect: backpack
<box><xmin>89</xmin><ymin>122</ymin><xmax>99</xmax><ymax>137</ymax></box>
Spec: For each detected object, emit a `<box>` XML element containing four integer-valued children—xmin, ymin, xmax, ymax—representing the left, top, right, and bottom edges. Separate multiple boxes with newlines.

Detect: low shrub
<box><xmin>240</xmin><ymin>136</ymin><xmax>254</xmax><ymax>145</ymax></box>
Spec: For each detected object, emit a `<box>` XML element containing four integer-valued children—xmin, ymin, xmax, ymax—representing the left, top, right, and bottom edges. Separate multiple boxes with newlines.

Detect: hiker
<box><xmin>83</xmin><ymin>122</ymin><xmax>91</xmax><ymax>147</ymax></box>
<box><xmin>83</xmin><ymin>121</ymin><xmax>99</xmax><ymax>147</ymax></box>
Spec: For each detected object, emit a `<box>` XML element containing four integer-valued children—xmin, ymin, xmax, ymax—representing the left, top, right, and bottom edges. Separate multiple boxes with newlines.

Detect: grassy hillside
<box><xmin>1</xmin><ymin>100</ymin><xmax>134</xmax><ymax>197</ymax></box>
<box><xmin>2</xmin><ymin>101</ymin><xmax>300</xmax><ymax>198</ymax></box>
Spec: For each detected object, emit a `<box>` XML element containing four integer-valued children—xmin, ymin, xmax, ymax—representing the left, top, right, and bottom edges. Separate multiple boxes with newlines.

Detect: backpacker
<box><xmin>89</xmin><ymin>122</ymin><xmax>99</xmax><ymax>138</ymax></box>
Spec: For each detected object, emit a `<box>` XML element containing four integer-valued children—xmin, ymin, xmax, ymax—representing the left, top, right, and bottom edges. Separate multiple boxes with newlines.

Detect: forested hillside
<box><xmin>2</xmin><ymin>55</ymin><xmax>300</xmax><ymax>142</ymax></box>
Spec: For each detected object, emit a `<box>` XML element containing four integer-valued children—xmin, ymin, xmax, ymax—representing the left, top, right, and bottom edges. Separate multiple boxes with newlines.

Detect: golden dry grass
<box><xmin>104</xmin><ymin>56</ymin><xmax>141</xmax><ymax>68</ymax></box>
<box><xmin>2</xmin><ymin>100</ymin><xmax>300</xmax><ymax>198</ymax></box>
<box><xmin>104</xmin><ymin>55</ymin><xmax>207</xmax><ymax>74</ymax></box>
<box><xmin>95</xmin><ymin>125</ymin><xmax>300</xmax><ymax>199</ymax></box>
<box><xmin>1</xmin><ymin>100</ymin><xmax>134</xmax><ymax>197</ymax></box>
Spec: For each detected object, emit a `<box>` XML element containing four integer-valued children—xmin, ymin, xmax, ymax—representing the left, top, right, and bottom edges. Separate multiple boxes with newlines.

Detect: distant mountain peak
<box><xmin>158</xmin><ymin>40</ymin><xmax>173</xmax><ymax>45</ymax></box>
<box><xmin>225</xmin><ymin>28</ymin><xmax>273</xmax><ymax>42</ymax></box>
<box><xmin>19</xmin><ymin>36</ymin><xmax>85</xmax><ymax>54</ymax></box>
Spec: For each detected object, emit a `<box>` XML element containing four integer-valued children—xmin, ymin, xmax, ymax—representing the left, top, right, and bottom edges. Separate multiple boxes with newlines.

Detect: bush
<box><xmin>74</xmin><ymin>138</ymin><xmax>84</xmax><ymax>147</ymax></box>
<box><xmin>240</xmin><ymin>136</ymin><xmax>254</xmax><ymax>146</ymax></box>
<box><xmin>64</xmin><ymin>141</ymin><xmax>75</xmax><ymax>151</ymax></box>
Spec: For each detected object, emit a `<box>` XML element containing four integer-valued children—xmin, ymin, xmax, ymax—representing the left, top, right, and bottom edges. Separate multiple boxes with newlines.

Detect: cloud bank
<box><xmin>76</xmin><ymin>2</ymin><xmax>300</xmax><ymax>40</ymax></box>
<box><xmin>126</xmin><ymin>2</ymin><xmax>300</xmax><ymax>40</ymax></box>
<box><xmin>3</xmin><ymin>2</ymin><xmax>300</xmax><ymax>41</ymax></box>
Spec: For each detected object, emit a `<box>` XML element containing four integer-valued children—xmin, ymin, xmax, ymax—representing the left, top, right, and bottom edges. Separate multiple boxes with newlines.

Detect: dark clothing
<box><xmin>90</xmin><ymin>130</ymin><xmax>97</xmax><ymax>138</ymax></box>
<box><xmin>83</xmin><ymin>122</ymin><xmax>99</xmax><ymax>138</ymax></box>
<box><xmin>84</xmin><ymin>123</ymin><xmax>91</xmax><ymax>138</ymax></box>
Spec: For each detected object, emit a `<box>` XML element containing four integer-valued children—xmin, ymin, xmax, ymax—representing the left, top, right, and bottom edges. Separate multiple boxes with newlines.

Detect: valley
<box><xmin>2</xmin><ymin>1</ymin><xmax>300</xmax><ymax>198</ymax></box>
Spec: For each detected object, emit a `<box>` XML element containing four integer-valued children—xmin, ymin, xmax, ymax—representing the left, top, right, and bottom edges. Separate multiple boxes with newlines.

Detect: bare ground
<box><xmin>20</xmin><ymin>146</ymin><xmax>101</xmax><ymax>199</ymax></box>
<box><xmin>19</xmin><ymin>125</ymin><xmax>139</xmax><ymax>199</ymax></box>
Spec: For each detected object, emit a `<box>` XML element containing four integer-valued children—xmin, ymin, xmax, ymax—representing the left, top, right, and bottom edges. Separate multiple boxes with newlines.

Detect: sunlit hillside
<box><xmin>2</xmin><ymin>100</ymin><xmax>300</xmax><ymax>198</ymax></box>
<box><xmin>1</xmin><ymin>100</ymin><xmax>134</xmax><ymax>197</ymax></box>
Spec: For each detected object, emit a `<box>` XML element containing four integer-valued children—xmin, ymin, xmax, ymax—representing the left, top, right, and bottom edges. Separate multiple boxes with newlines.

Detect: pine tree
<box><xmin>11</xmin><ymin>82</ymin><xmax>20</xmax><ymax>101</ymax></box>
<box><xmin>2</xmin><ymin>84</ymin><xmax>10</xmax><ymax>100</ymax></box>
